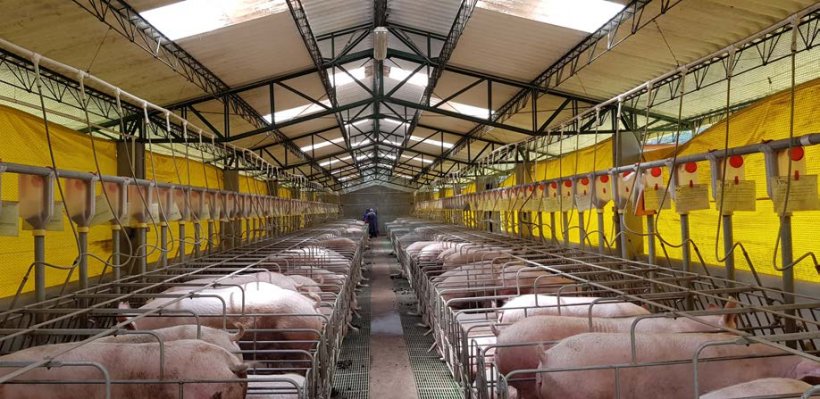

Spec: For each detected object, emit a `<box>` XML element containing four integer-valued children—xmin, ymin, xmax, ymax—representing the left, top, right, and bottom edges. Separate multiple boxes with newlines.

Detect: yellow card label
<box><xmin>715</xmin><ymin>180</ymin><xmax>756</xmax><ymax>212</ymax></box>
<box><xmin>542</xmin><ymin>197</ymin><xmax>559</xmax><ymax>212</ymax></box>
<box><xmin>675</xmin><ymin>184</ymin><xmax>710</xmax><ymax>214</ymax></box>
<box><xmin>770</xmin><ymin>175</ymin><xmax>820</xmax><ymax>214</ymax></box>
<box><xmin>643</xmin><ymin>188</ymin><xmax>671</xmax><ymax>212</ymax></box>
<box><xmin>575</xmin><ymin>194</ymin><xmax>593</xmax><ymax>212</ymax></box>
<box><xmin>0</xmin><ymin>201</ymin><xmax>20</xmax><ymax>237</ymax></box>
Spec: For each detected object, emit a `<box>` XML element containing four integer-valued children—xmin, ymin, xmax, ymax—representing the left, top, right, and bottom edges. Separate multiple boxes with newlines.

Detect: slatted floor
<box><xmin>332</xmin><ymin>238</ymin><xmax>462</xmax><ymax>399</ymax></box>
<box><xmin>332</xmin><ymin>266</ymin><xmax>372</xmax><ymax>399</ymax></box>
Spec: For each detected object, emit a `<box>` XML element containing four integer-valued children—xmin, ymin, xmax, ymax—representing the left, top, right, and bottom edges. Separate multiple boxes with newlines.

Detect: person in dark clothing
<box><xmin>364</xmin><ymin>208</ymin><xmax>378</xmax><ymax>238</ymax></box>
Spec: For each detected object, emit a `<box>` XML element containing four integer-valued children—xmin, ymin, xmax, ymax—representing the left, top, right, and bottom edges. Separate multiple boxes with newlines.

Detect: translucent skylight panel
<box><xmin>477</xmin><ymin>0</ymin><xmax>624</xmax><ymax>33</ymax></box>
<box><xmin>142</xmin><ymin>0</ymin><xmax>288</xmax><ymax>40</ymax></box>
<box><xmin>388</xmin><ymin>67</ymin><xmax>429</xmax><ymax>87</ymax></box>
<box><xmin>264</xmin><ymin>100</ymin><xmax>331</xmax><ymax>124</ymax></box>
<box><xmin>331</xmin><ymin>67</ymin><xmax>367</xmax><ymax>87</ymax></box>
<box><xmin>402</xmin><ymin>154</ymin><xmax>434</xmax><ymax>164</ymax></box>
<box><xmin>409</xmin><ymin>135</ymin><xmax>454</xmax><ymax>149</ymax></box>
<box><xmin>299</xmin><ymin>137</ymin><xmax>344</xmax><ymax>152</ymax></box>
<box><xmin>319</xmin><ymin>155</ymin><xmax>353</xmax><ymax>167</ymax></box>
<box><xmin>430</xmin><ymin>97</ymin><xmax>492</xmax><ymax>119</ymax></box>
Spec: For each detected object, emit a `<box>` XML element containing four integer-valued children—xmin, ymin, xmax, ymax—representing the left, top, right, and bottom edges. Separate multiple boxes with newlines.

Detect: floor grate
<box><xmin>332</xmin><ymin>260</ymin><xmax>372</xmax><ymax>399</ymax></box>
<box><xmin>393</xmin><ymin>266</ymin><xmax>464</xmax><ymax>399</ymax></box>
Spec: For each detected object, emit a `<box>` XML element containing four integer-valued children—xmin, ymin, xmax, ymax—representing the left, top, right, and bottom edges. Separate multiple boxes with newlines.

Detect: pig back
<box><xmin>498</xmin><ymin>295</ymin><xmax>649</xmax><ymax>324</ymax></box>
<box><xmin>0</xmin><ymin>340</ymin><xmax>247</xmax><ymax>399</ymax></box>
<box><xmin>537</xmin><ymin>332</ymin><xmax>803</xmax><ymax>399</ymax></box>
<box><xmin>699</xmin><ymin>378</ymin><xmax>812</xmax><ymax>399</ymax></box>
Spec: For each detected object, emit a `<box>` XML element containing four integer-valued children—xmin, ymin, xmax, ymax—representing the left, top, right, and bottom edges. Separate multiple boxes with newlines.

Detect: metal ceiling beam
<box><xmin>411</xmin><ymin>0</ymin><xmax>676</xmax><ymax>182</ymax></box>
<box><xmin>286</xmin><ymin>0</ymin><xmax>361</xmax><ymax>181</ymax></box>
<box><xmin>72</xmin><ymin>0</ymin><xmax>337</xmax><ymax>182</ymax></box>
<box><xmin>225</xmin><ymin>98</ymin><xmax>373</xmax><ymax>142</ymax></box>
<box><xmin>383</xmin><ymin>96</ymin><xmax>537</xmax><ymax>136</ymax></box>
<box><xmin>282</xmin><ymin>140</ymin><xmax>469</xmax><ymax>171</ymax></box>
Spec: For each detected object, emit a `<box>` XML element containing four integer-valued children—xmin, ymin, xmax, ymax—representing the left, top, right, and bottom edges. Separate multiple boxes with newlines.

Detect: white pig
<box><xmin>286</xmin><ymin>274</ymin><xmax>322</xmax><ymax>293</ymax></box>
<box><xmin>700</xmin><ymin>378</ymin><xmax>813</xmax><ymax>399</ymax></box>
<box><xmin>535</xmin><ymin>333</ymin><xmax>820</xmax><ymax>399</ymax></box>
<box><xmin>97</xmin><ymin>324</ymin><xmax>244</xmax><ymax>359</ymax></box>
<box><xmin>314</xmin><ymin>237</ymin><xmax>357</xmax><ymax>253</ymax></box>
<box><xmin>165</xmin><ymin>271</ymin><xmax>302</xmax><ymax>293</ymax></box>
<box><xmin>443</xmin><ymin>250</ymin><xmax>511</xmax><ymax>269</ymax></box>
<box><xmin>494</xmin><ymin>303</ymin><xmax>737</xmax><ymax>399</ymax></box>
<box><xmin>118</xmin><ymin>282</ymin><xmax>322</xmax><ymax>363</ymax></box>
<box><xmin>498</xmin><ymin>295</ymin><xmax>649</xmax><ymax>324</ymax></box>
<box><xmin>0</xmin><ymin>339</ymin><xmax>247</xmax><ymax>399</ymax></box>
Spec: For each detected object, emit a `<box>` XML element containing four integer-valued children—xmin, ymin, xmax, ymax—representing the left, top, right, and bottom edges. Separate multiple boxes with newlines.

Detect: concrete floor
<box><xmin>367</xmin><ymin>238</ymin><xmax>419</xmax><ymax>399</ymax></box>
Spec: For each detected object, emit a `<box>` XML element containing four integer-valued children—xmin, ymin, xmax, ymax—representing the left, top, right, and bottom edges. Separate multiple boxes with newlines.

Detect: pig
<box><xmin>286</xmin><ymin>274</ymin><xmax>322</xmax><ymax>293</ymax></box>
<box><xmin>314</xmin><ymin>237</ymin><xmax>357</xmax><ymax>253</ymax></box>
<box><xmin>285</xmin><ymin>267</ymin><xmax>345</xmax><ymax>290</ymax></box>
<box><xmin>0</xmin><ymin>339</ymin><xmax>247</xmax><ymax>399</ymax></box>
<box><xmin>443</xmin><ymin>250</ymin><xmax>512</xmax><ymax>269</ymax></box>
<box><xmin>165</xmin><ymin>271</ymin><xmax>303</xmax><ymax>293</ymax></box>
<box><xmin>118</xmin><ymin>282</ymin><xmax>322</xmax><ymax>365</ymax></box>
<box><xmin>535</xmin><ymin>333</ymin><xmax>820</xmax><ymax>399</ymax></box>
<box><xmin>433</xmin><ymin>264</ymin><xmax>572</xmax><ymax>307</ymax></box>
<box><xmin>497</xmin><ymin>265</ymin><xmax>575</xmax><ymax>297</ymax></box>
<box><xmin>97</xmin><ymin>324</ymin><xmax>244</xmax><ymax>360</ymax></box>
<box><xmin>433</xmin><ymin>262</ymin><xmax>500</xmax><ymax>305</ymax></box>
<box><xmin>498</xmin><ymin>295</ymin><xmax>650</xmax><ymax>324</ymax></box>
<box><xmin>699</xmin><ymin>378</ymin><xmax>813</xmax><ymax>399</ymax></box>
<box><xmin>246</xmin><ymin>373</ymin><xmax>305</xmax><ymax>398</ymax></box>
<box><xmin>437</xmin><ymin>243</ymin><xmax>479</xmax><ymax>260</ymax></box>
<box><xmin>417</xmin><ymin>242</ymin><xmax>462</xmax><ymax>262</ymax></box>
<box><xmin>405</xmin><ymin>241</ymin><xmax>441</xmax><ymax>257</ymax></box>
<box><xmin>494</xmin><ymin>303</ymin><xmax>737</xmax><ymax>399</ymax></box>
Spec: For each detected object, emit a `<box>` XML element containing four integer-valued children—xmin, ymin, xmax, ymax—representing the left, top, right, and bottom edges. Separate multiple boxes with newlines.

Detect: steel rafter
<box><xmin>411</xmin><ymin>0</ymin><xmax>677</xmax><ymax>181</ymax></box>
<box><xmin>286</xmin><ymin>0</ymin><xmax>361</xmax><ymax>181</ymax></box>
<box><xmin>71</xmin><ymin>0</ymin><xmax>337</xmax><ymax>182</ymax></box>
<box><xmin>283</xmin><ymin>141</ymin><xmax>469</xmax><ymax>172</ymax></box>
<box><xmin>387</xmin><ymin>0</ymin><xmax>478</xmax><ymax>174</ymax></box>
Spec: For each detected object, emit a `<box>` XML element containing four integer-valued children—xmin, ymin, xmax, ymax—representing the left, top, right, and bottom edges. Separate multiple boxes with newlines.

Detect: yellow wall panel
<box><xmin>0</xmin><ymin>106</ymin><xmax>117</xmax><ymax>297</ymax></box>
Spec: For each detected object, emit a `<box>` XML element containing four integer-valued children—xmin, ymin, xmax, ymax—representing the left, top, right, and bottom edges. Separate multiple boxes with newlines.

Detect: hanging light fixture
<box><xmin>373</xmin><ymin>26</ymin><xmax>388</xmax><ymax>61</ymax></box>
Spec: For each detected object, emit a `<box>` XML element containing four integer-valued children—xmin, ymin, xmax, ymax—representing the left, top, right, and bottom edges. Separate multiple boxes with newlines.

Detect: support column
<box><xmin>612</xmin><ymin>123</ymin><xmax>644</xmax><ymax>259</ymax></box>
<box><xmin>116</xmin><ymin>140</ymin><xmax>144</xmax><ymax>276</ymax></box>
<box><xmin>474</xmin><ymin>176</ymin><xmax>495</xmax><ymax>232</ymax></box>
<box><xmin>222</xmin><ymin>170</ymin><xmax>240</xmax><ymax>249</ymax></box>
<box><xmin>514</xmin><ymin>160</ymin><xmax>534</xmax><ymax>238</ymax></box>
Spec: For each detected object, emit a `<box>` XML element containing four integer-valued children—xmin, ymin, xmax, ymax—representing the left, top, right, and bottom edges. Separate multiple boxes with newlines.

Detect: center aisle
<box><xmin>332</xmin><ymin>237</ymin><xmax>462</xmax><ymax>399</ymax></box>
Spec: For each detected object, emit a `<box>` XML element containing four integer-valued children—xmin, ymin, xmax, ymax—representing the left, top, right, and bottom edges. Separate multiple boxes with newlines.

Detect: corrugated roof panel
<box><xmin>556</xmin><ymin>0</ymin><xmax>818</xmax><ymax>101</ymax></box>
<box><xmin>449</xmin><ymin>7</ymin><xmax>587</xmax><ymax>81</ymax></box>
<box><xmin>389</xmin><ymin>0</ymin><xmax>462</xmax><ymax>37</ymax></box>
<box><xmin>302</xmin><ymin>0</ymin><xmax>372</xmax><ymax>37</ymax></box>
<box><xmin>178</xmin><ymin>13</ymin><xmax>314</xmax><ymax>86</ymax></box>
<box><xmin>0</xmin><ymin>0</ymin><xmax>205</xmax><ymax>105</ymax></box>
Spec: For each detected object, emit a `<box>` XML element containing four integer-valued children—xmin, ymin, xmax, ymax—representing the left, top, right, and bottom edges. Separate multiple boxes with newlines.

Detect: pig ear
<box><xmin>795</xmin><ymin>360</ymin><xmax>820</xmax><ymax>385</ymax></box>
<box><xmin>706</xmin><ymin>303</ymin><xmax>719</xmax><ymax>311</ymax></box>
<box><xmin>116</xmin><ymin>302</ymin><xmax>136</xmax><ymax>330</ymax></box>
<box><xmin>536</xmin><ymin>344</ymin><xmax>548</xmax><ymax>366</ymax></box>
<box><xmin>720</xmin><ymin>298</ymin><xmax>738</xmax><ymax>330</ymax></box>
<box><xmin>229</xmin><ymin>363</ymin><xmax>249</xmax><ymax>379</ymax></box>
